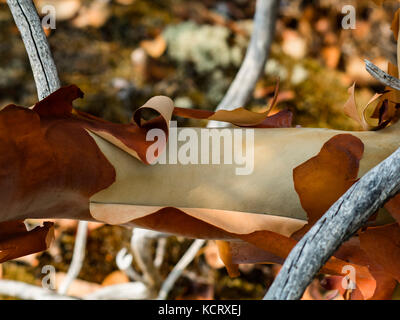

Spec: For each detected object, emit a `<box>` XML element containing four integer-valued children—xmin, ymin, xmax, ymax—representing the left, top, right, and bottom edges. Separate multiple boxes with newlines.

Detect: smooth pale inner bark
<box><xmin>89</xmin><ymin>124</ymin><xmax>400</xmax><ymax>234</ymax></box>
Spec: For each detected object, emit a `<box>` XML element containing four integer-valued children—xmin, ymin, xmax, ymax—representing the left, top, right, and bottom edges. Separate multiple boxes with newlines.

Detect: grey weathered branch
<box><xmin>264</xmin><ymin>144</ymin><xmax>400</xmax><ymax>300</ymax></box>
<box><xmin>365</xmin><ymin>59</ymin><xmax>400</xmax><ymax>91</ymax></box>
<box><xmin>208</xmin><ymin>0</ymin><xmax>279</xmax><ymax>128</ymax></box>
<box><xmin>0</xmin><ymin>279</ymin><xmax>151</xmax><ymax>300</ymax></box>
<box><xmin>84</xmin><ymin>282</ymin><xmax>151</xmax><ymax>300</ymax></box>
<box><xmin>7</xmin><ymin>0</ymin><xmax>60</xmax><ymax>99</ymax></box>
<box><xmin>154</xmin><ymin>237</ymin><xmax>167</xmax><ymax>268</ymax></box>
<box><xmin>116</xmin><ymin>247</ymin><xmax>145</xmax><ymax>282</ymax></box>
<box><xmin>0</xmin><ymin>280</ymin><xmax>76</xmax><ymax>300</ymax></box>
<box><xmin>157</xmin><ymin>239</ymin><xmax>205</xmax><ymax>300</ymax></box>
<box><xmin>58</xmin><ymin>221</ymin><xmax>88</xmax><ymax>295</ymax></box>
<box><xmin>130</xmin><ymin>228</ymin><xmax>163</xmax><ymax>288</ymax></box>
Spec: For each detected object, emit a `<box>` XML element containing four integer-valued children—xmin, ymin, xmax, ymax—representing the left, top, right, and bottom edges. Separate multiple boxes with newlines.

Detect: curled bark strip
<box><xmin>209</xmin><ymin>0</ymin><xmax>280</xmax><ymax>128</ymax></box>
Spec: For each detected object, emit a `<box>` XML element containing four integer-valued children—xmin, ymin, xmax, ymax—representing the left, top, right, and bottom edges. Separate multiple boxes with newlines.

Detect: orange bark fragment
<box><xmin>360</xmin><ymin>224</ymin><xmax>400</xmax><ymax>283</ymax></box>
<box><xmin>0</xmin><ymin>221</ymin><xmax>54</xmax><ymax>263</ymax></box>
<box><xmin>292</xmin><ymin>134</ymin><xmax>364</xmax><ymax>237</ymax></box>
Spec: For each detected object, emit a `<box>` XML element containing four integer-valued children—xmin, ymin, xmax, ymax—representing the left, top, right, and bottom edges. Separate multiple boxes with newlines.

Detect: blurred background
<box><xmin>0</xmin><ymin>0</ymin><xmax>399</xmax><ymax>300</ymax></box>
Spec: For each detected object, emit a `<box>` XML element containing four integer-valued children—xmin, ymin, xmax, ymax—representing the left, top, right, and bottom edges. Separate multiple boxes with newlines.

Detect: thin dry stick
<box><xmin>365</xmin><ymin>59</ymin><xmax>400</xmax><ymax>90</ymax></box>
<box><xmin>154</xmin><ymin>237</ymin><xmax>167</xmax><ymax>269</ymax></box>
<box><xmin>58</xmin><ymin>221</ymin><xmax>88</xmax><ymax>295</ymax></box>
<box><xmin>0</xmin><ymin>280</ymin><xmax>76</xmax><ymax>300</ymax></box>
<box><xmin>264</xmin><ymin>63</ymin><xmax>400</xmax><ymax>298</ymax></box>
<box><xmin>116</xmin><ymin>248</ymin><xmax>144</xmax><ymax>283</ymax></box>
<box><xmin>130</xmin><ymin>229</ymin><xmax>163</xmax><ymax>288</ymax></box>
<box><xmin>83</xmin><ymin>282</ymin><xmax>150</xmax><ymax>300</ymax></box>
<box><xmin>208</xmin><ymin>0</ymin><xmax>279</xmax><ymax>128</ymax></box>
<box><xmin>7</xmin><ymin>0</ymin><xmax>60</xmax><ymax>99</ymax></box>
<box><xmin>0</xmin><ymin>279</ymin><xmax>151</xmax><ymax>300</ymax></box>
<box><xmin>157</xmin><ymin>239</ymin><xmax>205</xmax><ymax>300</ymax></box>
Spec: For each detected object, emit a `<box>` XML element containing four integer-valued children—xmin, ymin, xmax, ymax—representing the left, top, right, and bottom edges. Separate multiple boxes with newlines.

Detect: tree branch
<box><xmin>83</xmin><ymin>282</ymin><xmax>150</xmax><ymax>300</ymax></box>
<box><xmin>0</xmin><ymin>280</ymin><xmax>76</xmax><ymax>300</ymax></box>
<box><xmin>58</xmin><ymin>221</ymin><xmax>88</xmax><ymax>295</ymax></box>
<box><xmin>7</xmin><ymin>0</ymin><xmax>60</xmax><ymax>100</ymax></box>
<box><xmin>365</xmin><ymin>59</ymin><xmax>400</xmax><ymax>91</ymax></box>
<box><xmin>0</xmin><ymin>279</ymin><xmax>151</xmax><ymax>300</ymax></box>
<box><xmin>208</xmin><ymin>0</ymin><xmax>279</xmax><ymax>128</ymax></box>
<box><xmin>130</xmin><ymin>228</ymin><xmax>163</xmax><ymax>288</ymax></box>
<box><xmin>157</xmin><ymin>239</ymin><xmax>205</xmax><ymax>300</ymax></box>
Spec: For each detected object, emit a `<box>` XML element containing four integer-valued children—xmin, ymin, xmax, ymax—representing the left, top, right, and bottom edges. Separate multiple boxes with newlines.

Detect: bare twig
<box><xmin>116</xmin><ymin>248</ymin><xmax>145</xmax><ymax>283</ymax></box>
<box><xmin>157</xmin><ymin>239</ymin><xmax>205</xmax><ymax>300</ymax></box>
<box><xmin>154</xmin><ymin>237</ymin><xmax>167</xmax><ymax>269</ymax></box>
<box><xmin>0</xmin><ymin>280</ymin><xmax>76</xmax><ymax>300</ymax></box>
<box><xmin>208</xmin><ymin>0</ymin><xmax>279</xmax><ymax>128</ymax></box>
<box><xmin>58</xmin><ymin>221</ymin><xmax>88</xmax><ymax>295</ymax></box>
<box><xmin>7</xmin><ymin>0</ymin><xmax>60</xmax><ymax>99</ymax></box>
<box><xmin>365</xmin><ymin>59</ymin><xmax>400</xmax><ymax>91</ymax></box>
<box><xmin>83</xmin><ymin>282</ymin><xmax>151</xmax><ymax>300</ymax></box>
<box><xmin>264</xmin><ymin>145</ymin><xmax>400</xmax><ymax>299</ymax></box>
<box><xmin>130</xmin><ymin>228</ymin><xmax>163</xmax><ymax>288</ymax></box>
<box><xmin>0</xmin><ymin>279</ymin><xmax>151</xmax><ymax>300</ymax></box>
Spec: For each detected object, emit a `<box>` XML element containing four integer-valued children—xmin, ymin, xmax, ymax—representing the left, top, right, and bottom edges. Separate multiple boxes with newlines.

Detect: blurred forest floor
<box><xmin>0</xmin><ymin>0</ymin><xmax>399</xmax><ymax>299</ymax></box>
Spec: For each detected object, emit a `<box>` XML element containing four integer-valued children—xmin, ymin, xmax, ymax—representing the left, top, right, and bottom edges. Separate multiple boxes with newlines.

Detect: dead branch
<box><xmin>58</xmin><ymin>221</ymin><xmax>88</xmax><ymax>295</ymax></box>
<box><xmin>365</xmin><ymin>59</ymin><xmax>400</xmax><ymax>91</ymax></box>
<box><xmin>157</xmin><ymin>239</ymin><xmax>205</xmax><ymax>300</ymax></box>
<box><xmin>83</xmin><ymin>282</ymin><xmax>151</xmax><ymax>300</ymax></box>
<box><xmin>130</xmin><ymin>228</ymin><xmax>163</xmax><ymax>289</ymax></box>
<box><xmin>7</xmin><ymin>0</ymin><xmax>60</xmax><ymax>99</ymax></box>
<box><xmin>0</xmin><ymin>279</ymin><xmax>151</xmax><ymax>300</ymax></box>
<box><xmin>116</xmin><ymin>247</ymin><xmax>144</xmax><ymax>283</ymax></box>
<box><xmin>0</xmin><ymin>280</ymin><xmax>76</xmax><ymax>300</ymax></box>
